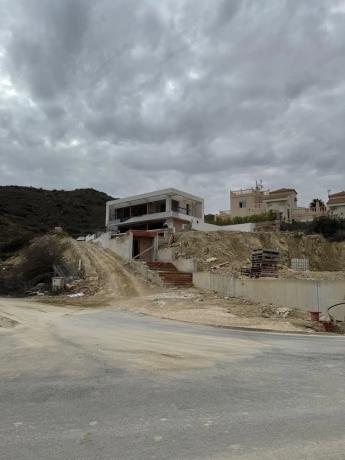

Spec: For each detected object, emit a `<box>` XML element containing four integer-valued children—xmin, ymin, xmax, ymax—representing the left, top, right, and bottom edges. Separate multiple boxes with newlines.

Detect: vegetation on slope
<box><xmin>0</xmin><ymin>186</ymin><xmax>114</xmax><ymax>259</ymax></box>
<box><xmin>281</xmin><ymin>217</ymin><xmax>345</xmax><ymax>241</ymax></box>
<box><xmin>205</xmin><ymin>210</ymin><xmax>277</xmax><ymax>225</ymax></box>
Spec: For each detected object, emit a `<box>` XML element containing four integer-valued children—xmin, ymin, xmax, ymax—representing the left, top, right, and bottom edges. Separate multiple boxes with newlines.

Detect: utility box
<box><xmin>52</xmin><ymin>277</ymin><xmax>65</xmax><ymax>292</ymax></box>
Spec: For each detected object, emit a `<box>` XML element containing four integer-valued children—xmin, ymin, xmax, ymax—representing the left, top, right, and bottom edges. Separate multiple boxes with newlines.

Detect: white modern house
<box><xmin>106</xmin><ymin>188</ymin><xmax>204</xmax><ymax>233</ymax></box>
<box><xmin>96</xmin><ymin>188</ymin><xmax>256</xmax><ymax>264</ymax></box>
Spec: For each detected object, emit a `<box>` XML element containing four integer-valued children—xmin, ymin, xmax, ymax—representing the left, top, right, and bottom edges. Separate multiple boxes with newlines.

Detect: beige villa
<box><xmin>217</xmin><ymin>183</ymin><xmax>326</xmax><ymax>222</ymax></box>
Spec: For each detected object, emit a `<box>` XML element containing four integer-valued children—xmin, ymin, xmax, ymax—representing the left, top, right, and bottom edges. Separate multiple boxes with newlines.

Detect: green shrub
<box><xmin>281</xmin><ymin>217</ymin><xmax>345</xmax><ymax>241</ymax></box>
<box><xmin>215</xmin><ymin>210</ymin><xmax>277</xmax><ymax>226</ymax></box>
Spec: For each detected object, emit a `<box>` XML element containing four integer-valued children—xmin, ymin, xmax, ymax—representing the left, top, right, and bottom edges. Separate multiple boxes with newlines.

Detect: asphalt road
<box><xmin>1</xmin><ymin>300</ymin><xmax>345</xmax><ymax>459</ymax></box>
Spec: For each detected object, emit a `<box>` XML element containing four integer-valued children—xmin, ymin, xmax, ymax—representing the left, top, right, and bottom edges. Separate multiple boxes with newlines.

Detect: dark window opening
<box><xmin>148</xmin><ymin>200</ymin><xmax>166</xmax><ymax>214</ymax></box>
<box><xmin>131</xmin><ymin>203</ymin><xmax>148</xmax><ymax>217</ymax></box>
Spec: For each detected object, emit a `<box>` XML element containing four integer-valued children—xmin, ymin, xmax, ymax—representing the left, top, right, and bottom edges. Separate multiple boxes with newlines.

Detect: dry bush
<box><xmin>19</xmin><ymin>235</ymin><xmax>68</xmax><ymax>283</ymax></box>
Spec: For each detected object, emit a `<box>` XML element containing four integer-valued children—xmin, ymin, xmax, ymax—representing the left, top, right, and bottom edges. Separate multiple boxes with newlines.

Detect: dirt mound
<box><xmin>53</xmin><ymin>242</ymin><xmax>157</xmax><ymax>306</ymax></box>
<box><xmin>173</xmin><ymin>231</ymin><xmax>345</xmax><ymax>277</ymax></box>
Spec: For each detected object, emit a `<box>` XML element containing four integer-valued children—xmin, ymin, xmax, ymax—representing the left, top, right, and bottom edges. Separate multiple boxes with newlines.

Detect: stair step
<box><xmin>146</xmin><ymin>262</ymin><xmax>177</xmax><ymax>272</ymax></box>
<box><xmin>144</xmin><ymin>261</ymin><xmax>193</xmax><ymax>288</ymax></box>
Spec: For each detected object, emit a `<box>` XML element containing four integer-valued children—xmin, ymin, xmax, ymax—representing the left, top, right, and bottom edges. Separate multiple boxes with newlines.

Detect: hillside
<box><xmin>0</xmin><ymin>186</ymin><xmax>114</xmax><ymax>259</ymax></box>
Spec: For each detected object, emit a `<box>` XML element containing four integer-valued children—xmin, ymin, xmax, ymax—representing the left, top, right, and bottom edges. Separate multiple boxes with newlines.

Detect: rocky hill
<box><xmin>0</xmin><ymin>186</ymin><xmax>114</xmax><ymax>259</ymax></box>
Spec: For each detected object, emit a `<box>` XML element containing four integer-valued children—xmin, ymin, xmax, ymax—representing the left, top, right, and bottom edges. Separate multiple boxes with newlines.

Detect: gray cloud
<box><xmin>1</xmin><ymin>0</ymin><xmax>345</xmax><ymax>211</ymax></box>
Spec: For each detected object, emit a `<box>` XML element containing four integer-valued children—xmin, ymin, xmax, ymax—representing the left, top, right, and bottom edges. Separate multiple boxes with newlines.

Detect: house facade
<box><xmin>229</xmin><ymin>186</ymin><xmax>268</xmax><ymax>218</ymax></box>
<box><xmin>263</xmin><ymin>188</ymin><xmax>297</xmax><ymax>221</ymax></box>
<box><xmin>106</xmin><ymin>188</ymin><xmax>204</xmax><ymax>234</ymax></box>
<box><xmin>327</xmin><ymin>191</ymin><xmax>345</xmax><ymax>218</ymax></box>
<box><xmin>217</xmin><ymin>184</ymin><xmax>298</xmax><ymax>222</ymax></box>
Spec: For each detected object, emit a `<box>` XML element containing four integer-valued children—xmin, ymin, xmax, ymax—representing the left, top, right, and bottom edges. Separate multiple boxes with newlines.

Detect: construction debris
<box><xmin>67</xmin><ymin>292</ymin><xmax>85</xmax><ymax>298</ymax></box>
<box><xmin>206</xmin><ymin>257</ymin><xmax>217</xmax><ymax>263</ymax></box>
<box><xmin>211</xmin><ymin>262</ymin><xmax>230</xmax><ymax>271</ymax></box>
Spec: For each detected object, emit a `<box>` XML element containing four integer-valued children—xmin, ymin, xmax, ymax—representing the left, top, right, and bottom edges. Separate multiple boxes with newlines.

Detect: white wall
<box><xmin>193</xmin><ymin>272</ymin><xmax>345</xmax><ymax>319</ymax></box>
<box><xmin>95</xmin><ymin>232</ymin><xmax>132</xmax><ymax>260</ymax></box>
<box><xmin>173</xmin><ymin>259</ymin><xmax>197</xmax><ymax>273</ymax></box>
<box><xmin>157</xmin><ymin>247</ymin><xmax>174</xmax><ymax>262</ymax></box>
<box><xmin>192</xmin><ymin>222</ymin><xmax>256</xmax><ymax>232</ymax></box>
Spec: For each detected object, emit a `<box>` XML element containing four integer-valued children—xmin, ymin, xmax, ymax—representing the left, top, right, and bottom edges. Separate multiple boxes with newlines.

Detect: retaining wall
<box><xmin>95</xmin><ymin>232</ymin><xmax>133</xmax><ymax>260</ymax></box>
<box><xmin>157</xmin><ymin>247</ymin><xmax>197</xmax><ymax>273</ymax></box>
<box><xmin>193</xmin><ymin>272</ymin><xmax>345</xmax><ymax>319</ymax></box>
<box><xmin>192</xmin><ymin>222</ymin><xmax>256</xmax><ymax>232</ymax></box>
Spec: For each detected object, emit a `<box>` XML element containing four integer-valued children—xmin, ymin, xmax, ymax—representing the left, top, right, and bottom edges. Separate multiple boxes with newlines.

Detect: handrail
<box><xmin>132</xmin><ymin>245</ymin><xmax>154</xmax><ymax>261</ymax></box>
<box><xmin>327</xmin><ymin>302</ymin><xmax>345</xmax><ymax>324</ymax></box>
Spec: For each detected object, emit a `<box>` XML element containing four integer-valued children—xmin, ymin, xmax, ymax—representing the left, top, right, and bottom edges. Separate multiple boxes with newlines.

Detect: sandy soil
<box><xmin>172</xmin><ymin>230</ymin><xmax>345</xmax><ymax>279</ymax></box>
<box><xmin>119</xmin><ymin>290</ymin><xmax>316</xmax><ymax>333</ymax></box>
<box><xmin>39</xmin><ymin>242</ymin><xmax>323</xmax><ymax>333</ymax></box>
<box><xmin>0</xmin><ymin>297</ymin><xmax>268</xmax><ymax>377</ymax></box>
<box><xmin>49</xmin><ymin>241</ymin><xmax>158</xmax><ymax>307</ymax></box>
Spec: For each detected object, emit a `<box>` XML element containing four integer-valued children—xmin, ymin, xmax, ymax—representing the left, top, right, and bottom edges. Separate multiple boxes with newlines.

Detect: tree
<box><xmin>204</xmin><ymin>213</ymin><xmax>216</xmax><ymax>223</ymax></box>
<box><xmin>309</xmin><ymin>198</ymin><xmax>325</xmax><ymax>210</ymax></box>
<box><xmin>18</xmin><ymin>235</ymin><xmax>68</xmax><ymax>283</ymax></box>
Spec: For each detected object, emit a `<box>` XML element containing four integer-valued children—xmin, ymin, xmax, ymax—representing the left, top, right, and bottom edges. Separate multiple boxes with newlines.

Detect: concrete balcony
<box><xmin>108</xmin><ymin>210</ymin><xmax>199</xmax><ymax>227</ymax></box>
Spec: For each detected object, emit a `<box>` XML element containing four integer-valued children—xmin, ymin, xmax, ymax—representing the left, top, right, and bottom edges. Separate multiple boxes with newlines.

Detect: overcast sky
<box><xmin>1</xmin><ymin>0</ymin><xmax>345</xmax><ymax>212</ymax></box>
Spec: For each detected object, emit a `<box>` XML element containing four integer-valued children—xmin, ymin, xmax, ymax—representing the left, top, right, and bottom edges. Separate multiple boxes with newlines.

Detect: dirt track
<box><xmin>80</xmin><ymin>243</ymin><xmax>152</xmax><ymax>297</ymax></box>
<box><xmin>58</xmin><ymin>241</ymin><xmax>158</xmax><ymax>306</ymax></box>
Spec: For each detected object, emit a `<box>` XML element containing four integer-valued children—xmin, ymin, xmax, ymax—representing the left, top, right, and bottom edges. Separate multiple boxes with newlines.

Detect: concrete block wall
<box><xmin>193</xmin><ymin>272</ymin><xmax>345</xmax><ymax>319</ymax></box>
<box><xmin>157</xmin><ymin>247</ymin><xmax>175</xmax><ymax>262</ymax></box>
<box><xmin>157</xmin><ymin>247</ymin><xmax>197</xmax><ymax>273</ymax></box>
<box><xmin>173</xmin><ymin>259</ymin><xmax>197</xmax><ymax>273</ymax></box>
<box><xmin>95</xmin><ymin>232</ymin><xmax>132</xmax><ymax>260</ymax></box>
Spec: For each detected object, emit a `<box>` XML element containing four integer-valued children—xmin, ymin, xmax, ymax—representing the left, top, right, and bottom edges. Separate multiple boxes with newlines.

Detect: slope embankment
<box><xmin>172</xmin><ymin>231</ymin><xmax>345</xmax><ymax>278</ymax></box>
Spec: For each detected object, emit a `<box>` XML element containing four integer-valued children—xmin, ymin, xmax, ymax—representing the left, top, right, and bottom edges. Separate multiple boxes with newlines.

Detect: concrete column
<box><xmin>105</xmin><ymin>203</ymin><xmax>110</xmax><ymax>227</ymax></box>
<box><xmin>166</xmin><ymin>197</ymin><xmax>172</xmax><ymax>212</ymax></box>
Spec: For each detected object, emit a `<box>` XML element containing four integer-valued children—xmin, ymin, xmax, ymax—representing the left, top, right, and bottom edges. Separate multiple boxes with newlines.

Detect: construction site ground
<box><xmin>172</xmin><ymin>230</ymin><xmax>345</xmax><ymax>280</ymax></box>
<box><xmin>37</xmin><ymin>240</ymin><xmax>330</xmax><ymax>334</ymax></box>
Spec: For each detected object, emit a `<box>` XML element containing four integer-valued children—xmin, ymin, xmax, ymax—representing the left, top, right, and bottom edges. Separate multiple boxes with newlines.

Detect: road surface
<box><xmin>0</xmin><ymin>298</ymin><xmax>345</xmax><ymax>459</ymax></box>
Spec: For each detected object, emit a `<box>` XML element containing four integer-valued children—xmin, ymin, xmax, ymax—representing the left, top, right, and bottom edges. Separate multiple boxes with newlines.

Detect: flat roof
<box><xmin>107</xmin><ymin>188</ymin><xmax>204</xmax><ymax>206</ymax></box>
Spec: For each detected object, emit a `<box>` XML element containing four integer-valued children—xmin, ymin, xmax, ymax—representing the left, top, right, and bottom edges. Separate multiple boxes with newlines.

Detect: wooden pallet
<box><xmin>241</xmin><ymin>249</ymin><xmax>279</xmax><ymax>278</ymax></box>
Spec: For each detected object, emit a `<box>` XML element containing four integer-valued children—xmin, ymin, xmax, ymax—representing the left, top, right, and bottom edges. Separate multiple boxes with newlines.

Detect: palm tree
<box><xmin>309</xmin><ymin>198</ymin><xmax>325</xmax><ymax>210</ymax></box>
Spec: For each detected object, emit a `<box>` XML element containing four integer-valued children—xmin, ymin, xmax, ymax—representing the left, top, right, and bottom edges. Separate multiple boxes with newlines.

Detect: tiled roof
<box><xmin>269</xmin><ymin>188</ymin><xmax>297</xmax><ymax>194</ymax></box>
<box><xmin>263</xmin><ymin>188</ymin><xmax>297</xmax><ymax>201</ymax></box>
<box><xmin>328</xmin><ymin>191</ymin><xmax>345</xmax><ymax>198</ymax></box>
<box><xmin>327</xmin><ymin>192</ymin><xmax>345</xmax><ymax>206</ymax></box>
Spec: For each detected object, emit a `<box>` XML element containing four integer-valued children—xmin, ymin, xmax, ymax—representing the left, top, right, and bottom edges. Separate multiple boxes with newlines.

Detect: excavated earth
<box><xmin>40</xmin><ymin>239</ymin><xmax>328</xmax><ymax>333</ymax></box>
<box><xmin>172</xmin><ymin>230</ymin><xmax>345</xmax><ymax>280</ymax></box>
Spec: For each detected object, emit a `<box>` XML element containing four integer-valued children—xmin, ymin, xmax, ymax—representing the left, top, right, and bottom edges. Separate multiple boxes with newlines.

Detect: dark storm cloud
<box><xmin>1</xmin><ymin>0</ymin><xmax>345</xmax><ymax>211</ymax></box>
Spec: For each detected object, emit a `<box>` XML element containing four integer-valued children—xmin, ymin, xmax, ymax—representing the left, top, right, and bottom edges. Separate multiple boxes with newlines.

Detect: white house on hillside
<box><xmin>106</xmin><ymin>188</ymin><xmax>204</xmax><ymax>233</ymax></box>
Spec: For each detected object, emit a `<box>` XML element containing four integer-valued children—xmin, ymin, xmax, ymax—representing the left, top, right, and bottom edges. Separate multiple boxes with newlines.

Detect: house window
<box><xmin>239</xmin><ymin>201</ymin><xmax>247</xmax><ymax>208</ymax></box>
<box><xmin>148</xmin><ymin>200</ymin><xmax>166</xmax><ymax>214</ymax></box>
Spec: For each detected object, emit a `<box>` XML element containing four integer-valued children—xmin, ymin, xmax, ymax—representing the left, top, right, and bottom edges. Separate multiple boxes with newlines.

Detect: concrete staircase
<box><xmin>145</xmin><ymin>261</ymin><xmax>193</xmax><ymax>288</ymax></box>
